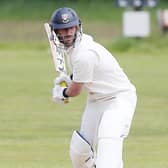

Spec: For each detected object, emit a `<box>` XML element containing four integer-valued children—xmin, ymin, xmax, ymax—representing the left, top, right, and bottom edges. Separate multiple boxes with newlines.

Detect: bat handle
<box><xmin>61</xmin><ymin>81</ymin><xmax>69</xmax><ymax>103</ymax></box>
<box><xmin>60</xmin><ymin>81</ymin><xmax>68</xmax><ymax>87</ymax></box>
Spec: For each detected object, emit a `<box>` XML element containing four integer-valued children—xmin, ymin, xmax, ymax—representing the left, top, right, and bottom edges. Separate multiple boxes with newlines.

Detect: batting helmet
<box><xmin>50</xmin><ymin>7</ymin><xmax>81</xmax><ymax>30</ymax></box>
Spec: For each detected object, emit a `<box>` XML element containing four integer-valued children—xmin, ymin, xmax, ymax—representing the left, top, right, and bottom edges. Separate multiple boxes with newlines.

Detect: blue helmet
<box><xmin>50</xmin><ymin>7</ymin><xmax>81</xmax><ymax>30</ymax></box>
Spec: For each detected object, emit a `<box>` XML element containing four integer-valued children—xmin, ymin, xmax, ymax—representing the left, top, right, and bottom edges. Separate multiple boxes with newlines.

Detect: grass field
<box><xmin>0</xmin><ymin>1</ymin><xmax>168</xmax><ymax>168</ymax></box>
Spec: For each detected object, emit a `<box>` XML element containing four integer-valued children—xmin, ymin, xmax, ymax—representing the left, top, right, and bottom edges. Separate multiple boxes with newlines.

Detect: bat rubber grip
<box><xmin>61</xmin><ymin>81</ymin><xmax>68</xmax><ymax>87</ymax></box>
<box><xmin>61</xmin><ymin>81</ymin><xmax>69</xmax><ymax>103</ymax></box>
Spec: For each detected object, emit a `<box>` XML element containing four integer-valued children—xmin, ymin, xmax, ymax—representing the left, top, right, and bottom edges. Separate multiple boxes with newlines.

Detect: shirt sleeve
<box><xmin>72</xmin><ymin>49</ymin><xmax>98</xmax><ymax>83</ymax></box>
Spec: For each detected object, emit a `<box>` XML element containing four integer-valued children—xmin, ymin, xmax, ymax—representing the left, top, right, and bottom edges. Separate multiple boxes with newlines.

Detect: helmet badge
<box><xmin>61</xmin><ymin>13</ymin><xmax>70</xmax><ymax>23</ymax></box>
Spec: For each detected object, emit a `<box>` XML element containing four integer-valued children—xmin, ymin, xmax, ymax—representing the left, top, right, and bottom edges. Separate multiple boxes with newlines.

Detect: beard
<box><xmin>57</xmin><ymin>34</ymin><xmax>76</xmax><ymax>47</ymax></box>
<box><xmin>63</xmin><ymin>35</ymin><xmax>75</xmax><ymax>47</ymax></box>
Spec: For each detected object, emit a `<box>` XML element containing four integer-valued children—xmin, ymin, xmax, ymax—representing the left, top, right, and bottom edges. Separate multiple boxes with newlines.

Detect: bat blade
<box><xmin>44</xmin><ymin>23</ymin><xmax>66</xmax><ymax>74</ymax></box>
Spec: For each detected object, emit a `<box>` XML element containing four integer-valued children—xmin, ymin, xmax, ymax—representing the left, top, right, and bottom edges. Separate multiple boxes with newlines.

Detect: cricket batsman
<box><xmin>49</xmin><ymin>7</ymin><xmax>137</xmax><ymax>168</ymax></box>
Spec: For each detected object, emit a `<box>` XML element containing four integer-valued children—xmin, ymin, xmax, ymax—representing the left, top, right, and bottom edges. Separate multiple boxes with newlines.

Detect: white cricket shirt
<box><xmin>67</xmin><ymin>34</ymin><xmax>136</xmax><ymax>101</ymax></box>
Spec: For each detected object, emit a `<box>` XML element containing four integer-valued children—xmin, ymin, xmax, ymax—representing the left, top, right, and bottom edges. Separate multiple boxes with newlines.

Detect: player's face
<box><xmin>55</xmin><ymin>26</ymin><xmax>77</xmax><ymax>47</ymax></box>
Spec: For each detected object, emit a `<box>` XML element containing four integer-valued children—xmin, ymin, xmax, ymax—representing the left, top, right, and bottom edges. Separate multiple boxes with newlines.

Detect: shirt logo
<box><xmin>61</xmin><ymin>13</ymin><xmax>70</xmax><ymax>23</ymax></box>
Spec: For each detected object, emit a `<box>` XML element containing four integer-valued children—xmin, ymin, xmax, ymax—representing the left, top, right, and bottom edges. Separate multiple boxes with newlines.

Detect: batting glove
<box><xmin>54</xmin><ymin>74</ymin><xmax>72</xmax><ymax>86</ymax></box>
<box><xmin>52</xmin><ymin>84</ymin><xmax>69</xmax><ymax>104</ymax></box>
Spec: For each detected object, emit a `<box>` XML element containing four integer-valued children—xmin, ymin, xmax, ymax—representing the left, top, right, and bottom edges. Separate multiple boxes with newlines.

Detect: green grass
<box><xmin>0</xmin><ymin>38</ymin><xmax>168</xmax><ymax>168</ymax></box>
<box><xmin>0</xmin><ymin>46</ymin><xmax>82</xmax><ymax>167</ymax></box>
<box><xmin>117</xmin><ymin>52</ymin><xmax>168</xmax><ymax>168</ymax></box>
<box><xmin>0</xmin><ymin>0</ymin><xmax>122</xmax><ymax>21</ymax></box>
<box><xmin>0</xmin><ymin>1</ymin><xmax>168</xmax><ymax>167</ymax></box>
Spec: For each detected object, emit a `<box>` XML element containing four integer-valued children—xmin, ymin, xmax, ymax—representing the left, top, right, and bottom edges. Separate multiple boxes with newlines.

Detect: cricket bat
<box><xmin>44</xmin><ymin>23</ymin><xmax>69</xmax><ymax>103</ymax></box>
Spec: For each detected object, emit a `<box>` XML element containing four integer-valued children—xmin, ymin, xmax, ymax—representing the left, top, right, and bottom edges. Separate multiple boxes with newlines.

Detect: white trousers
<box><xmin>79</xmin><ymin>91</ymin><xmax>137</xmax><ymax>168</ymax></box>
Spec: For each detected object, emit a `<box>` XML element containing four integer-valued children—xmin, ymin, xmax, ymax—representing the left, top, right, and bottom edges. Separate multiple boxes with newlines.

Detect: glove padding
<box><xmin>52</xmin><ymin>84</ymin><xmax>68</xmax><ymax>104</ymax></box>
<box><xmin>54</xmin><ymin>74</ymin><xmax>72</xmax><ymax>86</ymax></box>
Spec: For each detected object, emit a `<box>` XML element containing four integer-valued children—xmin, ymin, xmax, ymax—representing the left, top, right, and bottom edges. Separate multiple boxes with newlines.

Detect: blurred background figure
<box><xmin>158</xmin><ymin>9</ymin><xmax>168</xmax><ymax>33</ymax></box>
